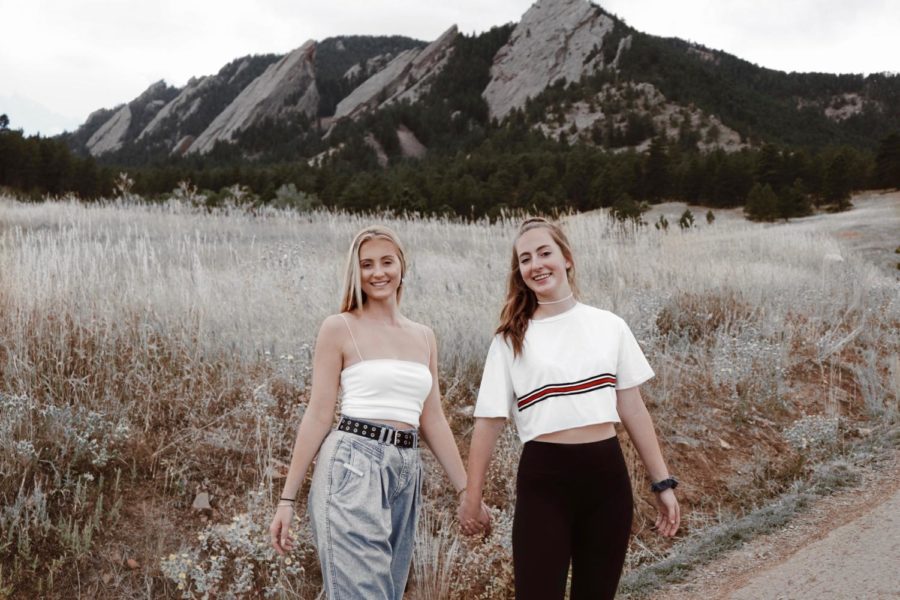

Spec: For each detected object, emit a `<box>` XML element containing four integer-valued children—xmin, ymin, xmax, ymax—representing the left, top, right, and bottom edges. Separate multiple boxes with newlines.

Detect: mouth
<box><xmin>370</xmin><ymin>280</ymin><xmax>391</xmax><ymax>288</ymax></box>
<box><xmin>532</xmin><ymin>273</ymin><xmax>551</xmax><ymax>282</ymax></box>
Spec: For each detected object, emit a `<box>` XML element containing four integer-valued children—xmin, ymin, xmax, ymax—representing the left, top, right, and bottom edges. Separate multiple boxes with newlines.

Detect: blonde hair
<box><xmin>496</xmin><ymin>217</ymin><xmax>579</xmax><ymax>356</ymax></box>
<box><xmin>340</xmin><ymin>225</ymin><xmax>408</xmax><ymax>312</ymax></box>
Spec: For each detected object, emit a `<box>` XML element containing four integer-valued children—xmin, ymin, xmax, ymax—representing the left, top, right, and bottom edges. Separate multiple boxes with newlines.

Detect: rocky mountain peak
<box><xmin>332</xmin><ymin>26</ymin><xmax>457</xmax><ymax>122</ymax></box>
<box><xmin>483</xmin><ymin>0</ymin><xmax>616</xmax><ymax>121</ymax></box>
<box><xmin>186</xmin><ymin>40</ymin><xmax>319</xmax><ymax>154</ymax></box>
<box><xmin>85</xmin><ymin>105</ymin><xmax>131</xmax><ymax>156</ymax></box>
<box><xmin>85</xmin><ymin>79</ymin><xmax>176</xmax><ymax>156</ymax></box>
<box><xmin>136</xmin><ymin>80</ymin><xmax>170</xmax><ymax>103</ymax></box>
<box><xmin>136</xmin><ymin>76</ymin><xmax>214</xmax><ymax>143</ymax></box>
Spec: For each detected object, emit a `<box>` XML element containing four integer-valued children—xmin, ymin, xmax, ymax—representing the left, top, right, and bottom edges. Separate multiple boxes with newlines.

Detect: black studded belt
<box><xmin>337</xmin><ymin>417</ymin><xmax>418</xmax><ymax>449</ymax></box>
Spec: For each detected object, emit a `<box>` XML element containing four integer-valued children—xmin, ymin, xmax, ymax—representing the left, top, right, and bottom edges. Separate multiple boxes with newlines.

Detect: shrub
<box><xmin>160</xmin><ymin>489</ymin><xmax>313</xmax><ymax>599</ymax></box>
<box><xmin>0</xmin><ymin>393</ymin><xmax>127</xmax><ymax>595</ymax></box>
<box><xmin>654</xmin><ymin>214</ymin><xmax>669</xmax><ymax>231</ymax></box>
<box><xmin>656</xmin><ymin>290</ymin><xmax>755</xmax><ymax>343</ymax></box>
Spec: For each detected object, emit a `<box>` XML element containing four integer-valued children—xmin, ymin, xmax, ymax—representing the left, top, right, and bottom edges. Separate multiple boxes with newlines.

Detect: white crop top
<box><xmin>473</xmin><ymin>303</ymin><xmax>654</xmax><ymax>442</ymax></box>
<box><xmin>337</xmin><ymin>314</ymin><xmax>433</xmax><ymax>428</ymax></box>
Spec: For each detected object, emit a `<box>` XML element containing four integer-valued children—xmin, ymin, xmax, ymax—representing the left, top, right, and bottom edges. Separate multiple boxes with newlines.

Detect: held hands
<box><xmin>653</xmin><ymin>489</ymin><xmax>680</xmax><ymax>537</ymax></box>
<box><xmin>457</xmin><ymin>490</ymin><xmax>492</xmax><ymax>536</ymax></box>
<box><xmin>269</xmin><ymin>504</ymin><xmax>296</xmax><ymax>555</ymax></box>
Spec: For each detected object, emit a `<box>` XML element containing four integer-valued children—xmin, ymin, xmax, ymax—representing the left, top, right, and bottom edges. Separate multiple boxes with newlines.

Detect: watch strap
<box><xmin>650</xmin><ymin>477</ymin><xmax>679</xmax><ymax>493</ymax></box>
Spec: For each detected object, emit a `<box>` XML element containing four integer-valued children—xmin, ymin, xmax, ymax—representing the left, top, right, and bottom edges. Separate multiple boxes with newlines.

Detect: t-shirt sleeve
<box><xmin>615</xmin><ymin>318</ymin><xmax>655</xmax><ymax>389</ymax></box>
<box><xmin>473</xmin><ymin>336</ymin><xmax>515</xmax><ymax>418</ymax></box>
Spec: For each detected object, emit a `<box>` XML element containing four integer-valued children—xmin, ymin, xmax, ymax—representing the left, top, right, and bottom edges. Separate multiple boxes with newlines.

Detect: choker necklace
<box><xmin>537</xmin><ymin>293</ymin><xmax>574</xmax><ymax>305</ymax></box>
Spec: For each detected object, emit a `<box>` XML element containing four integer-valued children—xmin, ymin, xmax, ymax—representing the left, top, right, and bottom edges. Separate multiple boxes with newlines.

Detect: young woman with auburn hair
<box><xmin>458</xmin><ymin>217</ymin><xmax>679</xmax><ymax>599</ymax></box>
<box><xmin>270</xmin><ymin>225</ymin><xmax>487</xmax><ymax>599</ymax></box>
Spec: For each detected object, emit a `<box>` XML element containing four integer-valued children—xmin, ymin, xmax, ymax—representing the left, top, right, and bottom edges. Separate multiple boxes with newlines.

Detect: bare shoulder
<box><xmin>318</xmin><ymin>313</ymin><xmax>350</xmax><ymax>340</ymax></box>
<box><xmin>403</xmin><ymin>316</ymin><xmax>435</xmax><ymax>339</ymax></box>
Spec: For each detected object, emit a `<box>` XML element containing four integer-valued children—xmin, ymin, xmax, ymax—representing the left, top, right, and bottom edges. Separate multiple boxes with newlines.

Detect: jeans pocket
<box><xmin>332</xmin><ymin>439</ymin><xmax>379</xmax><ymax>495</ymax></box>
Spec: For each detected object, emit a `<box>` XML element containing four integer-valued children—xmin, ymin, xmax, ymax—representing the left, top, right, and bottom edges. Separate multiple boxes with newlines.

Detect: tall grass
<box><xmin>1</xmin><ymin>193</ymin><xmax>896</xmax><ymax>597</ymax></box>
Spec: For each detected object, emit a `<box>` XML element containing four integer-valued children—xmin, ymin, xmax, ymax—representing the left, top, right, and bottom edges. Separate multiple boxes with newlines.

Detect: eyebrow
<box><xmin>359</xmin><ymin>254</ymin><xmax>397</xmax><ymax>262</ymax></box>
<box><xmin>518</xmin><ymin>244</ymin><xmax>551</xmax><ymax>259</ymax></box>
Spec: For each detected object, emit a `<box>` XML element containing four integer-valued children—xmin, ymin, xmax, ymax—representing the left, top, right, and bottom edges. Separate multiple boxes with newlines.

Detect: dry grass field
<box><xmin>1</xmin><ymin>191</ymin><xmax>897</xmax><ymax>598</ymax></box>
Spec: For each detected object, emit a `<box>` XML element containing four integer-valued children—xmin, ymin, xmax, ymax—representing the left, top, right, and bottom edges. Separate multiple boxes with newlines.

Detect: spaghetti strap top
<box><xmin>337</xmin><ymin>314</ymin><xmax>433</xmax><ymax>427</ymax></box>
<box><xmin>340</xmin><ymin>313</ymin><xmax>365</xmax><ymax>362</ymax></box>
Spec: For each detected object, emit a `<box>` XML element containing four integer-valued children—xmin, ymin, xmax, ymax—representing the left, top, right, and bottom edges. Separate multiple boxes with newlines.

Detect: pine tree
<box><xmin>874</xmin><ymin>132</ymin><xmax>900</xmax><ymax>189</ymax></box>
<box><xmin>822</xmin><ymin>151</ymin><xmax>852</xmax><ymax>211</ymax></box>
<box><xmin>755</xmin><ymin>143</ymin><xmax>783</xmax><ymax>190</ymax></box>
<box><xmin>644</xmin><ymin>135</ymin><xmax>670</xmax><ymax>201</ymax></box>
<box><xmin>777</xmin><ymin>178</ymin><xmax>812</xmax><ymax>220</ymax></box>
<box><xmin>744</xmin><ymin>183</ymin><xmax>779</xmax><ymax>221</ymax></box>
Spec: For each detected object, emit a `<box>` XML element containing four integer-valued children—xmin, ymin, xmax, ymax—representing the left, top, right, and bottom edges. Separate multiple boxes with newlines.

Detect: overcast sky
<box><xmin>1</xmin><ymin>0</ymin><xmax>897</xmax><ymax>136</ymax></box>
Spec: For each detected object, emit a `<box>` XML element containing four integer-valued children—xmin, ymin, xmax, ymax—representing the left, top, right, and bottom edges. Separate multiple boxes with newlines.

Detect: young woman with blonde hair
<box><xmin>458</xmin><ymin>217</ymin><xmax>679</xmax><ymax>599</ymax></box>
<box><xmin>270</xmin><ymin>225</ymin><xmax>487</xmax><ymax>599</ymax></box>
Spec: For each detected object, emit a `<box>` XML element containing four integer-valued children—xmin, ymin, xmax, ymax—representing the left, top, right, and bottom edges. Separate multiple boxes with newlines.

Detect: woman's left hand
<box><xmin>457</xmin><ymin>491</ymin><xmax>491</xmax><ymax>536</ymax></box>
<box><xmin>654</xmin><ymin>489</ymin><xmax>680</xmax><ymax>537</ymax></box>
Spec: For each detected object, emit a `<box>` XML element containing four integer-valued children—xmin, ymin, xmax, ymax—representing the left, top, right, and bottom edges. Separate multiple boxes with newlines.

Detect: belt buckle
<box><xmin>377</xmin><ymin>427</ymin><xmax>391</xmax><ymax>445</ymax></box>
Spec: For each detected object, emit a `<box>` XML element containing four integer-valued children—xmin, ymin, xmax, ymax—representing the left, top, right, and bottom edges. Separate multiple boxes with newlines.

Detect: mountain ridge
<box><xmin>61</xmin><ymin>0</ymin><xmax>897</xmax><ymax>166</ymax></box>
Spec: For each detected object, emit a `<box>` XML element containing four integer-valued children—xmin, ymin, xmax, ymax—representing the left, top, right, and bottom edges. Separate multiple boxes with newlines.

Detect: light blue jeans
<box><xmin>308</xmin><ymin>425</ymin><xmax>422</xmax><ymax>599</ymax></box>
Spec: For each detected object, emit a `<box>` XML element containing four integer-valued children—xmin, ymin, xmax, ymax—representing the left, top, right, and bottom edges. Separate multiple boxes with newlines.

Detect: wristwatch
<box><xmin>650</xmin><ymin>477</ymin><xmax>679</xmax><ymax>493</ymax></box>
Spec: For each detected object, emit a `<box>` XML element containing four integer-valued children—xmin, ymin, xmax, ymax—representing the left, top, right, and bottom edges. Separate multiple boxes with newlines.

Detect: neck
<box><xmin>359</xmin><ymin>298</ymin><xmax>401</xmax><ymax>325</ymax></box>
<box><xmin>537</xmin><ymin>292</ymin><xmax>573</xmax><ymax>305</ymax></box>
<box><xmin>532</xmin><ymin>291</ymin><xmax>576</xmax><ymax>319</ymax></box>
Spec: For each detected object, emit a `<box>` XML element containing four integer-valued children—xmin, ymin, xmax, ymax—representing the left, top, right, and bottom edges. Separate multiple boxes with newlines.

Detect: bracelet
<box><xmin>650</xmin><ymin>477</ymin><xmax>679</xmax><ymax>493</ymax></box>
<box><xmin>280</xmin><ymin>497</ymin><xmax>295</xmax><ymax>503</ymax></box>
<box><xmin>277</xmin><ymin>501</ymin><xmax>294</xmax><ymax>508</ymax></box>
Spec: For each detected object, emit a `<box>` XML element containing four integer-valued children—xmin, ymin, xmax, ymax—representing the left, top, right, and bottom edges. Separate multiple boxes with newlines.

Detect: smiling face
<box><xmin>515</xmin><ymin>227</ymin><xmax>573</xmax><ymax>301</ymax></box>
<box><xmin>358</xmin><ymin>237</ymin><xmax>403</xmax><ymax>303</ymax></box>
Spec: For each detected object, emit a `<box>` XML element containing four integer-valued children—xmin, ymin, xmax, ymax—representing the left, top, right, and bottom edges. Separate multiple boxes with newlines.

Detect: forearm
<box><xmin>419</xmin><ymin>411</ymin><xmax>467</xmax><ymax>493</ymax></box>
<box><xmin>464</xmin><ymin>417</ymin><xmax>505</xmax><ymax>502</ymax></box>
<box><xmin>279</xmin><ymin>406</ymin><xmax>334</xmax><ymax>500</ymax></box>
<box><xmin>619</xmin><ymin>399</ymin><xmax>670</xmax><ymax>482</ymax></box>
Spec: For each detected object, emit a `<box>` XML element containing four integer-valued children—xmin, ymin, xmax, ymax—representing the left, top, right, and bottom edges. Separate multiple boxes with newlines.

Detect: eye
<box><xmin>540</xmin><ymin>251</ymin><xmax>551</xmax><ymax>257</ymax></box>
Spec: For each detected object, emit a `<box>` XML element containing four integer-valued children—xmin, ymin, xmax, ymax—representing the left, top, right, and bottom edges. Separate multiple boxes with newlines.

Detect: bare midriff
<box><xmin>533</xmin><ymin>422</ymin><xmax>617</xmax><ymax>444</ymax></box>
<box><xmin>364</xmin><ymin>418</ymin><xmax>418</xmax><ymax>431</ymax></box>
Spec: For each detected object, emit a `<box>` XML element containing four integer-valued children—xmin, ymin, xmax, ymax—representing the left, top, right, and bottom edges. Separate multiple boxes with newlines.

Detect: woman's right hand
<box><xmin>269</xmin><ymin>505</ymin><xmax>295</xmax><ymax>555</ymax></box>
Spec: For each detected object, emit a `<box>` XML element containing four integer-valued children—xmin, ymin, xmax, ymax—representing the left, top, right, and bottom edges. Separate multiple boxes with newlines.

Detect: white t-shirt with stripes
<box><xmin>474</xmin><ymin>303</ymin><xmax>654</xmax><ymax>443</ymax></box>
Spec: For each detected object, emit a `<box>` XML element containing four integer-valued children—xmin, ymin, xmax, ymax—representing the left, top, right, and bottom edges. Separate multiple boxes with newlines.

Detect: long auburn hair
<box><xmin>496</xmin><ymin>217</ymin><xmax>579</xmax><ymax>356</ymax></box>
<box><xmin>340</xmin><ymin>225</ymin><xmax>407</xmax><ymax>312</ymax></box>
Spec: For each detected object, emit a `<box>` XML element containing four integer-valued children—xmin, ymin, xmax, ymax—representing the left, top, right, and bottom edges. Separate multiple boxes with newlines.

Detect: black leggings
<box><xmin>513</xmin><ymin>436</ymin><xmax>633</xmax><ymax>600</ymax></box>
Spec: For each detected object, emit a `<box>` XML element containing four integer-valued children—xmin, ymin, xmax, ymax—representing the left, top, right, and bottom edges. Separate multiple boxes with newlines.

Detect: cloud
<box><xmin>0</xmin><ymin>94</ymin><xmax>81</xmax><ymax>136</ymax></box>
<box><xmin>600</xmin><ymin>0</ymin><xmax>899</xmax><ymax>74</ymax></box>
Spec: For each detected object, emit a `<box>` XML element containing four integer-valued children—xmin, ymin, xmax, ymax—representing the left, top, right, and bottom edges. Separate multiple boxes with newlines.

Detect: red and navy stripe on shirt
<box><xmin>516</xmin><ymin>373</ymin><xmax>617</xmax><ymax>412</ymax></box>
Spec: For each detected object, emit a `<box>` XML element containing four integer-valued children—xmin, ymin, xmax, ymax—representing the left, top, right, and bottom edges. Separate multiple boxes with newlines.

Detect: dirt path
<box><xmin>730</xmin><ymin>486</ymin><xmax>900</xmax><ymax>599</ymax></box>
<box><xmin>661</xmin><ymin>452</ymin><xmax>900</xmax><ymax>600</ymax></box>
